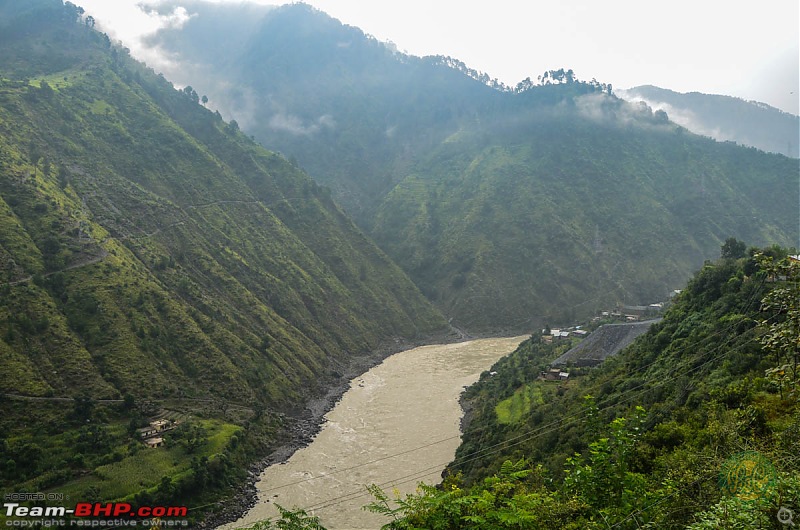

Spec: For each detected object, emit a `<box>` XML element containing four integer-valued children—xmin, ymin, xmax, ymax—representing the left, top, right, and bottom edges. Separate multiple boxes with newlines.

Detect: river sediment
<box><xmin>221</xmin><ymin>336</ymin><xmax>526</xmax><ymax>530</ymax></box>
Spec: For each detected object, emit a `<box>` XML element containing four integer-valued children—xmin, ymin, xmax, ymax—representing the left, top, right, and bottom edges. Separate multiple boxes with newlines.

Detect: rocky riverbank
<box><xmin>197</xmin><ymin>328</ymin><xmax>466</xmax><ymax>529</ymax></box>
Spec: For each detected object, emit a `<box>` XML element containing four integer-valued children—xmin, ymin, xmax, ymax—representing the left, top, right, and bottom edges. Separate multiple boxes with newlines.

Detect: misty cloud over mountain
<box><xmin>618</xmin><ymin>86</ymin><xmax>799</xmax><ymax>158</ymax></box>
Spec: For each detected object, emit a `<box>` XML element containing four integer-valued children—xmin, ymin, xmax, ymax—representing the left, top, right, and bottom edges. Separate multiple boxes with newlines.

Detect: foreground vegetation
<box><xmin>0</xmin><ymin>390</ymin><xmax>275</xmax><ymax>525</ymax></box>
<box><xmin>247</xmin><ymin>246</ymin><xmax>799</xmax><ymax>528</ymax></box>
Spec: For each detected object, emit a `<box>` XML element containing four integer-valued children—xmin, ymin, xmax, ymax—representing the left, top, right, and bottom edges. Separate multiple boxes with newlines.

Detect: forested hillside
<box><xmin>144</xmin><ymin>1</ymin><xmax>497</xmax><ymax>220</ymax></box>
<box><xmin>0</xmin><ymin>0</ymin><xmax>445</xmax><ymax>512</ymax></box>
<box><xmin>141</xmin><ymin>2</ymin><xmax>799</xmax><ymax>331</ymax></box>
<box><xmin>370</xmin><ymin>95</ymin><xmax>798</xmax><ymax>329</ymax></box>
<box><xmin>361</xmin><ymin>246</ymin><xmax>800</xmax><ymax>528</ymax></box>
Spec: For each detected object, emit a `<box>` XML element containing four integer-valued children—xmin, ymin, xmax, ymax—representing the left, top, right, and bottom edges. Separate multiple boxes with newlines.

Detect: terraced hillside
<box><xmin>551</xmin><ymin>320</ymin><xmax>660</xmax><ymax>367</ymax></box>
<box><xmin>0</xmin><ymin>0</ymin><xmax>446</xmax><ymax>508</ymax></box>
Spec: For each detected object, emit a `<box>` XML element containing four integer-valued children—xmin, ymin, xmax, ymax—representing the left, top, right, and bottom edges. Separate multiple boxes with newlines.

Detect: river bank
<box><xmin>216</xmin><ymin>335</ymin><xmax>528</xmax><ymax>530</ymax></box>
<box><xmin>199</xmin><ymin>327</ymin><xmax>476</xmax><ymax>529</ymax></box>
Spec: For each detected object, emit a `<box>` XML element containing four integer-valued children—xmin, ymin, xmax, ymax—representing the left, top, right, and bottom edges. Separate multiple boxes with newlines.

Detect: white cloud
<box><xmin>78</xmin><ymin>1</ymin><xmax>196</xmax><ymax>71</ymax></box>
<box><xmin>615</xmin><ymin>92</ymin><xmax>732</xmax><ymax>141</ymax></box>
<box><xmin>575</xmin><ymin>93</ymin><xmax>674</xmax><ymax>130</ymax></box>
<box><xmin>268</xmin><ymin>113</ymin><xmax>336</xmax><ymax>136</ymax></box>
<box><xmin>153</xmin><ymin>5</ymin><xmax>194</xmax><ymax>29</ymax></box>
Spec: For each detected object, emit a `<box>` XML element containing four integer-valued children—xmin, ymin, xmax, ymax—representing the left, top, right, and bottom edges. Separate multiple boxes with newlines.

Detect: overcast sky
<box><xmin>76</xmin><ymin>0</ymin><xmax>799</xmax><ymax>115</ymax></box>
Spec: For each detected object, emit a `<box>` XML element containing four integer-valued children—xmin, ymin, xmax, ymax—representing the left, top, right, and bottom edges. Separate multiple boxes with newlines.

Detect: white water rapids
<box><xmin>222</xmin><ymin>335</ymin><xmax>526</xmax><ymax>530</ymax></box>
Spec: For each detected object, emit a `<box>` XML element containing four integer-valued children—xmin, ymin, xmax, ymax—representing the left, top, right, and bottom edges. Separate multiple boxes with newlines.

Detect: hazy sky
<box><xmin>77</xmin><ymin>0</ymin><xmax>799</xmax><ymax>115</ymax></box>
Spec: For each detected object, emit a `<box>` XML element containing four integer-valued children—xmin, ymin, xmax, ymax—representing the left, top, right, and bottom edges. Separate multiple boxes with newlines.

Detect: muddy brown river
<box><xmin>222</xmin><ymin>336</ymin><xmax>526</xmax><ymax>530</ymax></box>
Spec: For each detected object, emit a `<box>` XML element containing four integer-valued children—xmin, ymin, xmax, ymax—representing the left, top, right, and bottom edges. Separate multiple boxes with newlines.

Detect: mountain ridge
<box><xmin>137</xmin><ymin>1</ymin><xmax>799</xmax><ymax>331</ymax></box>
<box><xmin>618</xmin><ymin>84</ymin><xmax>799</xmax><ymax>157</ymax></box>
<box><xmin>0</xmin><ymin>0</ymin><xmax>448</xmax><ymax>507</ymax></box>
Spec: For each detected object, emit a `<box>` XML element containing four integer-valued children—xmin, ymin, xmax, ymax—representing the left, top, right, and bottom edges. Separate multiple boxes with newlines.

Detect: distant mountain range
<box><xmin>618</xmin><ymin>85</ymin><xmax>799</xmax><ymax>157</ymax></box>
<box><xmin>141</xmin><ymin>2</ymin><xmax>799</xmax><ymax>330</ymax></box>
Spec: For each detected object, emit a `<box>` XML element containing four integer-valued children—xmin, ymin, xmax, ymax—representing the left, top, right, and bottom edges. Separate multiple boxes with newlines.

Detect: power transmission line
<box><xmin>238</xmin><ymin>287</ymin><xmax>774</xmax><ymax>520</ymax></box>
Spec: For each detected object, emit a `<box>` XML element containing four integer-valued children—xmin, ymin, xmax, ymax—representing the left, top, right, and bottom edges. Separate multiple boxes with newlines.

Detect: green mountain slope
<box><xmin>140</xmin><ymin>3</ymin><xmax>799</xmax><ymax>332</ymax></box>
<box><xmin>372</xmin><ymin>248</ymin><xmax>799</xmax><ymax>529</ymax></box>
<box><xmin>371</xmin><ymin>97</ymin><xmax>798</xmax><ymax>329</ymax></box>
<box><xmin>142</xmin><ymin>2</ymin><xmax>501</xmax><ymax>220</ymax></box>
<box><xmin>0</xmin><ymin>0</ymin><xmax>445</xmax><ymax>502</ymax></box>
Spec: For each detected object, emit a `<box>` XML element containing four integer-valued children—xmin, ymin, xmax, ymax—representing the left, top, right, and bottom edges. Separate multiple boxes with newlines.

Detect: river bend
<box><xmin>224</xmin><ymin>335</ymin><xmax>526</xmax><ymax>530</ymax></box>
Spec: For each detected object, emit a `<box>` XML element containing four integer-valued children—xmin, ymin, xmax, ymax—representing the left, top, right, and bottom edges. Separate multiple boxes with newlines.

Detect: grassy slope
<box><xmin>0</xmin><ymin>1</ymin><xmax>444</xmax><ymax>402</ymax></box>
<box><xmin>0</xmin><ymin>0</ymin><xmax>445</xmax><ymax>507</ymax></box>
<box><xmin>370</xmin><ymin>99</ymin><xmax>798</xmax><ymax>330</ymax></box>
<box><xmin>441</xmin><ymin>250</ymin><xmax>799</xmax><ymax>528</ymax></box>
<box><xmin>149</xmin><ymin>4</ymin><xmax>798</xmax><ymax>333</ymax></box>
